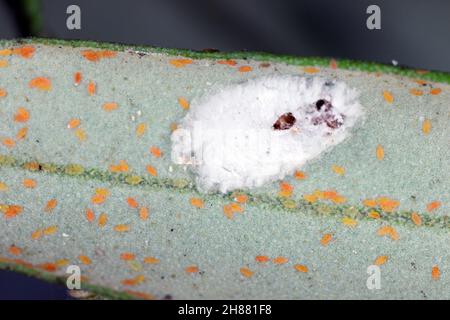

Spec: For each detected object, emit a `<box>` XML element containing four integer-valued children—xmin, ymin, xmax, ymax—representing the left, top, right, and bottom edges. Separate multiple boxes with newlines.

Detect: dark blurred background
<box><xmin>1</xmin><ymin>0</ymin><xmax>450</xmax><ymax>71</ymax></box>
<box><xmin>0</xmin><ymin>0</ymin><xmax>449</xmax><ymax>300</ymax></box>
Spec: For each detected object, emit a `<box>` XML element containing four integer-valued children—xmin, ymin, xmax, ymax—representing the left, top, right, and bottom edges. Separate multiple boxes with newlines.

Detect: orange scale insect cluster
<box><xmin>125</xmin><ymin>196</ymin><xmax>150</xmax><ymax>221</ymax></box>
<box><xmin>109</xmin><ymin>160</ymin><xmax>129</xmax><ymax>173</ymax></box>
<box><xmin>303</xmin><ymin>189</ymin><xmax>346</xmax><ymax>204</ymax></box>
<box><xmin>82</xmin><ymin>50</ymin><xmax>117</xmax><ymax>62</ymax></box>
<box><xmin>0</xmin><ymin>42</ymin><xmax>447</xmax><ymax>293</ymax></box>
<box><xmin>223</xmin><ymin>202</ymin><xmax>245</xmax><ymax>219</ymax></box>
<box><xmin>362</xmin><ymin>196</ymin><xmax>400</xmax><ymax>213</ymax></box>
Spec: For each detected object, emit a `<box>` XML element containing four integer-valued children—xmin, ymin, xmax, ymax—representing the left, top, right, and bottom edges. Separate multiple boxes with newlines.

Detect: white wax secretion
<box><xmin>171</xmin><ymin>75</ymin><xmax>364</xmax><ymax>193</ymax></box>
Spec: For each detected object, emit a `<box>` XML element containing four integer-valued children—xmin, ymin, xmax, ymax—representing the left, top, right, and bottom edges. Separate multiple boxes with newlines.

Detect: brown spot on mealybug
<box><xmin>273</xmin><ymin>112</ymin><xmax>296</xmax><ymax>130</ymax></box>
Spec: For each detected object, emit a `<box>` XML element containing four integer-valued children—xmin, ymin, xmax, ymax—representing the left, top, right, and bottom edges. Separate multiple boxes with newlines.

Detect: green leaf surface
<box><xmin>0</xmin><ymin>38</ymin><xmax>448</xmax><ymax>299</ymax></box>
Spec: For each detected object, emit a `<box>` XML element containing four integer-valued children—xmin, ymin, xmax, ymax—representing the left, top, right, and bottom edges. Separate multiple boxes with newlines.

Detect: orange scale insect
<box><xmin>91</xmin><ymin>194</ymin><xmax>106</xmax><ymax>205</ymax></box>
<box><xmin>278</xmin><ymin>182</ymin><xmax>293</xmax><ymax>198</ymax></box>
<box><xmin>127</xmin><ymin>197</ymin><xmax>139</xmax><ymax>208</ymax></box>
<box><xmin>23</xmin><ymin>178</ymin><xmax>37</xmax><ymax>188</ymax></box>
<box><xmin>169</xmin><ymin>58</ymin><xmax>193</xmax><ymax>68</ymax></box>
<box><xmin>4</xmin><ymin>205</ymin><xmax>23</xmax><ymax>219</ymax></box>
<box><xmin>410</xmin><ymin>88</ymin><xmax>423</xmax><ymax>96</ymax></box>
<box><xmin>43</xmin><ymin>225</ymin><xmax>58</xmax><ymax>235</ymax></box>
<box><xmin>411</xmin><ymin>212</ymin><xmax>422</xmax><ymax>226</ymax></box>
<box><xmin>255</xmin><ymin>255</ymin><xmax>270</xmax><ymax>263</ymax></box>
<box><xmin>67</xmin><ymin>118</ymin><xmax>81</xmax><ymax>129</ymax></box>
<box><xmin>143</xmin><ymin>256</ymin><xmax>160</xmax><ymax>264</ymax></box>
<box><xmin>303</xmin><ymin>193</ymin><xmax>317</xmax><ymax>203</ymax></box>
<box><xmin>230</xmin><ymin>202</ymin><xmax>244</xmax><ymax>213</ymax></box>
<box><xmin>29</xmin><ymin>77</ymin><xmax>52</xmax><ymax>91</ymax></box>
<box><xmin>303</xmin><ymin>66</ymin><xmax>319</xmax><ymax>74</ymax></box>
<box><xmin>320</xmin><ymin>233</ymin><xmax>333</xmax><ymax>246</ymax></box>
<box><xmin>0</xmin><ymin>88</ymin><xmax>7</xmax><ymax>98</ymax></box>
<box><xmin>87</xmin><ymin>81</ymin><xmax>96</xmax><ymax>96</ymax></box>
<box><xmin>114</xmin><ymin>224</ymin><xmax>130</xmax><ymax>232</ymax></box>
<box><xmin>146</xmin><ymin>165</ymin><xmax>157</xmax><ymax>177</ymax></box>
<box><xmin>11</xmin><ymin>45</ymin><xmax>35</xmax><ymax>58</ymax></box>
<box><xmin>294</xmin><ymin>170</ymin><xmax>307</xmax><ymax>180</ymax></box>
<box><xmin>99</xmin><ymin>50</ymin><xmax>117</xmax><ymax>59</ymax></box>
<box><xmin>16</xmin><ymin>127</ymin><xmax>28</xmax><ymax>140</ymax></box>
<box><xmin>98</xmin><ymin>213</ymin><xmax>108</xmax><ymax>227</ymax></box>
<box><xmin>14</xmin><ymin>107</ymin><xmax>30</xmax><ymax>123</ymax></box>
<box><xmin>81</xmin><ymin>50</ymin><xmax>101</xmax><ymax>62</ymax></box>
<box><xmin>55</xmin><ymin>259</ymin><xmax>70</xmax><ymax>267</ymax></box>
<box><xmin>376</xmin><ymin>197</ymin><xmax>400</xmax><ymax>213</ymax></box>
<box><xmin>331</xmin><ymin>195</ymin><xmax>346</xmax><ymax>204</ymax></box>
<box><xmin>383</xmin><ymin>91</ymin><xmax>394</xmax><ymax>104</ymax></box>
<box><xmin>331</xmin><ymin>164</ymin><xmax>345</xmax><ymax>176</ymax></box>
<box><xmin>362</xmin><ymin>199</ymin><xmax>377</xmax><ymax>208</ymax></box>
<box><xmin>136</xmin><ymin>123</ymin><xmax>147</xmax><ymax>137</ymax></box>
<box><xmin>430</xmin><ymin>88</ymin><xmax>442</xmax><ymax>95</ymax></box>
<box><xmin>2</xmin><ymin>137</ymin><xmax>16</xmax><ymax>148</ymax></box>
<box><xmin>178</xmin><ymin>97</ymin><xmax>190</xmax><ymax>110</ymax></box>
<box><xmin>322</xmin><ymin>190</ymin><xmax>338</xmax><ymax>200</ymax></box>
<box><xmin>74</xmin><ymin>72</ymin><xmax>82</xmax><ymax>86</ymax></box>
<box><xmin>234</xmin><ymin>194</ymin><xmax>248</xmax><ymax>204</ymax></box>
<box><xmin>119</xmin><ymin>160</ymin><xmax>129</xmax><ymax>172</ymax></box>
<box><xmin>217</xmin><ymin>59</ymin><xmax>237</xmax><ymax>66</ymax></box>
<box><xmin>342</xmin><ymin>216</ymin><xmax>357</xmax><ymax>227</ymax></box>
<box><xmin>74</xmin><ymin>128</ymin><xmax>87</xmax><ymax>141</ymax></box>
<box><xmin>44</xmin><ymin>199</ymin><xmax>57</xmax><ymax>212</ymax></box>
<box><xmin>185</xmin><ymin>265</ymin><xmax>199</xmax><ymax>273</ymax></box>
<box><xmin>238</xmin><ymin>65</ymin><xmax>252</xmax><ymax>73</ymax></box>
<box><xmin>120</xmin><ymin>252</ymin><xmax>136</xmax><ymax>261</ymax></box>
<box><xmin>376</xmin><ymin>144</ymin><xmax>385</xmax><ymax>160</ymax></box>
<box><xmin>139</xmin><ymin>207</ymin><xmax>149</xmax><ymax>221</ymax></box>
<box><xmin>23</xmin><ymin>162</ymin><xmax>40</xmax><ymax>171</ymax></box>
<box><xmin>8</xmin><ymin>245</ymin><xmax>22</xmax><ymax>256</ymax></box>
<box><xmin>368</xmin><ymin>211</ymin><xmax>381</xmax><ymax>219</ymax></box>
<box><xmin>426</xmin><ymin>201</ymin><xmax>441</xmax><ymax>213</ymax></box>
<box><xmin>96</xmin><ymin>187</ymin><xmax>110</xmax><ymax>197</ymax></box>
<box><xmin>432</xmin><ymin>265</ymin><xmax>440</xmax><ymax>280</ymax></box>
<box><xmin>422</xmin><ymin>119</ymin><xmax>431</xmax><ymax>135</ymax></box>
<box><xmin>0</xmin><ymin>48</ymin><xmax>13</xmax><ymax>56</ymax></box>
<box><xmin>374</xmin><ymin>255</ymin><xmax>388</xmax><ymax>266</ymax></box>
<box><xmin>31</xmin><ymin>229</ymin><xmax>43</xmax><ymax>240</ymax></box>
<box><xmin>38</xmin><ymin>263</ymin><xmax>58</xmax><ymax>272</ymax></box>
<box><xmin>190</xmin><ymin>198</ymin><xmax>204</xmax><ymax>209</ymax></box>
<box><xmin>79</xmin><ymin>255</ymin><xmax>92</xmax><ymax>265</ymax></box>
<box><xmin>85</xmin><ymin>208</ymin><xmax>95</xmax><ymax>222</ymax></box>
<box><xmin>240</xmin><ymin>267</ymin><xmax>254</xmax><ymax>278</ymax></box>
<box><xmin>150</xmin><ymin>146</ymin><xmax>162</xmax><ymax>158</ymax></box>
<box><xmin>272</xmin><ymin>256</ymin><xmax>289</xmax><ymax>265</ymax></box>
<box><xmin>102</xmin><ymin>102</ymin><xmax>118</xmax><ymax>111</ymax></box>
<box><xmin>294</xmin><ymin>264</ymin><xmax>309</xmax><ymax>273</ymax></box>
<box><xmin>377</xmin><ymin>225</ymin><xmax>399</xmax><ymax>241</ymax></box>
<box><xmin>223</xmin><ymin>204</ymin><xmax>234</xmax><ymax>219</ymax></box>
<box><xmin>121</xmin><ymin>275</ymin><xmax>145</xmax><ymax>286</ymax></box>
